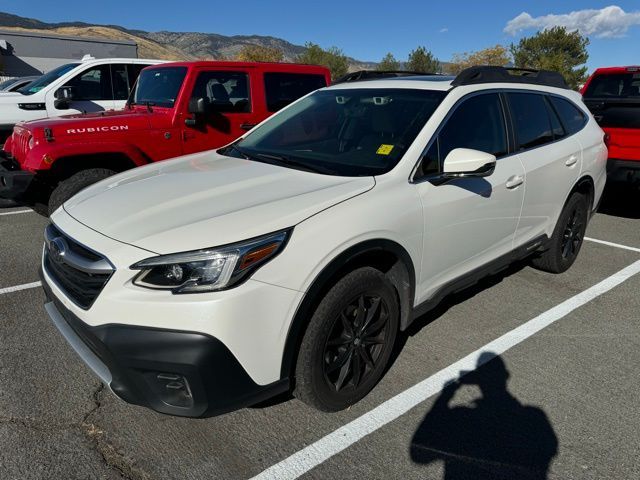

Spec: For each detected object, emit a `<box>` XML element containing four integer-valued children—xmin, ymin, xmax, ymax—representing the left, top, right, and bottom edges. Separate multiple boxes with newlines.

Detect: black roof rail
<box><xmin>332</xmin><ymin>70</ymin><xmax>430</xmax><ymax>84</ymax></box>
<box><xmin>451</xmin><ymin>66</ymin><xmax>569</xmax><ymax>89</ymax></box>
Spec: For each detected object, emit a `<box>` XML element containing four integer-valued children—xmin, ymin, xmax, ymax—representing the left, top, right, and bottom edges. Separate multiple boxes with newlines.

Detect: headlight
<box><xmin>28</xmin><ymin>136</ymin><xmax>35</xmax><ymax>149</ymax></box>
<box><xmin>130</xmin><ymin>229</ymin><xmax>291</xmax><ymax>293</ymax></box>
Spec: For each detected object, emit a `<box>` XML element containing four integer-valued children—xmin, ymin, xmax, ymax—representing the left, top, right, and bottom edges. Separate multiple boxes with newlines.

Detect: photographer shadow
<box><xmin>410</xmin><ymin>352</ymin><xmax>558</xmax><ymax>480</ymax></box>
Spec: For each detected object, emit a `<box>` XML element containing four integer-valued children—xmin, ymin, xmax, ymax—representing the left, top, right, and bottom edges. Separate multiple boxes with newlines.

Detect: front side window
<box><xmin>418</xmin><ymin>93</ymin><xmax>507</xmax><ymax>177</ymax></box>
<box><xmin>17</xmin><ymin>63</ymin><xmax>79</xmax><ymax>95</ymax></box>
<box><xmin>264</xmin><ymin>73</ymin><xmax>327</xmax><ymax>112</ymax></box>
<box><xmin>231</xmin><ymin>88</ymin><xmax>445</xmax><ymax>176</ymax></box>
<box><xmin>508</xmin><ymin>93</ymin><xmax>554</xmax><ymax>150</ymax></box>
<box><xmin>67</xmin><ymin>65</ymin><xmax>113</xmax><ymax>101</ymax></box>
<box><xmin>131</xmin><ymin>66</ymin><xmax>187</xmax><ymax>108</ymax></box>
<box><xmin>191</xmin><ymin>71</ymin><xmax>251</xmax><ymax>113</ymax></box>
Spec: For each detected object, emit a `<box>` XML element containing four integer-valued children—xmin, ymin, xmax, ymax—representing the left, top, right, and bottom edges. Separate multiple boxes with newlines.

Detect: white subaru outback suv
<box><xmin>41</xmin><ymin>66</ymin><xmax>607</xmax><ymax>417</ymax></box>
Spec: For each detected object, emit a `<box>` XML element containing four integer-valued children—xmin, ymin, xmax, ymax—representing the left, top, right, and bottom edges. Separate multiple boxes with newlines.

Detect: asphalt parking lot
<box><xmin>1</xmin><ymin>185</ymin><xmax>639</xmax><ymax>480</ymax></box>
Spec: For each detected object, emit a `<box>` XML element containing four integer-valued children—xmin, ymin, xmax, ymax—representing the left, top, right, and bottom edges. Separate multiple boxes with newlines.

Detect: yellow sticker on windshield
<box><xmin>376</xmin><ymin>144</ymin><xmax>394</xmax><ymax>155</ymax></box>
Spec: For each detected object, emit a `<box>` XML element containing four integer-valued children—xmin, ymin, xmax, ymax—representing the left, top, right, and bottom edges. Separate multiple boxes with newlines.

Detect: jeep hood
<box><xmin>64</xmin><ymin>151</ymin><xmax>375</xmax><ymax>254</ymax></box>
<box><xmin>23</xmin><ymin>108</ymin><xmax>153</xmax><ymax>138</ymax></box>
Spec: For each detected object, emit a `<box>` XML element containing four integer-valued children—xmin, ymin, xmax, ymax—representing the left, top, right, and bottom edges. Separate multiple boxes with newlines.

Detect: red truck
<box><xmin>0</xmin><ymin>61</ymin><xmax>330</xmax><ymax>214</ymax></box>
<box><xmin>581</xmin><ymin>66</ymin><xmax>640</xmax><ymax>185</ymax></box>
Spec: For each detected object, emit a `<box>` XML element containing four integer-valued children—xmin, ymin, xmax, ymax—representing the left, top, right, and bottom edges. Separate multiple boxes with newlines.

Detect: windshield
<box><xmin>584</xmin><ymin>72</ymin><xmax>640</xmax><ymax>98</ymax></box>
<box><xmin>17</xmin><ymin>63</ymin><xmax>79</xmax><ymax>95</ymax></box>
<box><xmin>230</xmin><ymin>88</ymin><xmax>446</xmax><ymax>176</ymax></box>
<box><xmin>130</xmin><ymin>66</ymin><xmax>187</xmax><ymax>108</ymax></box>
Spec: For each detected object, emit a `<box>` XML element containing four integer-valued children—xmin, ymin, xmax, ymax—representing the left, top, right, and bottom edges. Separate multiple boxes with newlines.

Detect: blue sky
<box><xmin>2</xmin><ymin>1</ymin><xmax>640</xmax><ymax>71</ymax></box>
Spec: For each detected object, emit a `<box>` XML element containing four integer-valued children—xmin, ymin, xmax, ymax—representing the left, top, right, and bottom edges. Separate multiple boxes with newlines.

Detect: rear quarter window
<box><xmin>548</xmin><ymin>96</ymin><xmax>586</xmax><ymax>135</ymax></box>
<box><xmin>264</xmin><ymin>73</ymin><xmax>327</xmax><ymax>112</ymax></box>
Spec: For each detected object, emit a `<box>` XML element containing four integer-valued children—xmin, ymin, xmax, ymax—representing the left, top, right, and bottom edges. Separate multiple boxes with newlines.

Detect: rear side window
<box><xmin>549</xmin><ymin>96</ymin><xmax>586</xmax><ymax>135</ymax></box>
<box><xmin>508</xmin><ymin>93</ymin><xmax>554</xmax><ymax>150</ymax></box>
<box><xmin>191</xmin><ymin>71</ymin><xmax>251</xmax><ymax>113</ymax></box>
<box><xmin>264</xmin><ymin>73</ymin><xmax>327</xmax><ymax>112</ymax></box>
<box><xmin>418</xmin><ymin>93</ymin><xmax>507</xmax><ymax>177</ymax></box>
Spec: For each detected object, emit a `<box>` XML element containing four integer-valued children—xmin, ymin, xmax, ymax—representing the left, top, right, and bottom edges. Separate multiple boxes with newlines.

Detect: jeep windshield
<box><xmin>583</xmin><ymin>72</ymin><xmax>640</xmax><ymax>98</ymax></box>
<box><xmin>226</xmin><ymin>88</ymin><xmax>446</xmax><ymax>176</ymax></box>
<box><xmin>129</xmin><ymin>66</ymin><xmax>187</xmax><ymax>108</ymax></box>
<box><xmin>17</xmin><ymin>63</ymin><xmax>80</xmax><ymax>95</ymax></box>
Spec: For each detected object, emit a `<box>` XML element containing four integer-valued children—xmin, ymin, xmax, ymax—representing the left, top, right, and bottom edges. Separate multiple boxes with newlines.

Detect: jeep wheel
<box><xmin>48</xmin><ymin>169</ymin><xmax>116</xmax><ymax>216</ymax></box>
<box><xmin>531</xmin><ymin>192</ymin><xmax>588</xmax><ymax>273</ymax></box>
<box><xmin>294</xmin><ymin>267</ymin><xmax>399</xmax><ymax>411</ymax></box>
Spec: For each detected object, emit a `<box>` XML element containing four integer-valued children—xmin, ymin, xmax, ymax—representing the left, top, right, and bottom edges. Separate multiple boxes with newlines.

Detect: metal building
<box><xmin>0</xmin><ymin>29</ymin><xmax>137</xmax><ymax>78</ymax></box>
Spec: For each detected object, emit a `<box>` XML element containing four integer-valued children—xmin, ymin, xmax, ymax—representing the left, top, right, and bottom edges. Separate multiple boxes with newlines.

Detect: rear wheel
<box><xmin>48</xmin><ymin>168</ymin><xmax>116</xmax><ymax>216</ymax></box>
<box><xmin>294</xmin><ymin>267</ymin><xmax>399</xmax><ymax>411</ymax></box>
<box><xmin>531</xmin><ymin>192</ymin><xmax>588</xmax><ymax>273</ymax></box>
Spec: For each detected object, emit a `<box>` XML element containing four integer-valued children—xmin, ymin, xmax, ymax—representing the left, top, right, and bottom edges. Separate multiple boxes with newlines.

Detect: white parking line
<box><xmin>0</xmin><ymin>281</ymin><xmax>41</xmax><ymax>295</ymax></box>
<box><xmin>0</xmin><ymin>209</ymin><xmax>33</xmax><ymax>216</ymax></box>
<box><xmin>251</xmin><ymin>258</ymin><xmax>640</xmax><ymax>480</ymax></box>
<box><xmin>585</xmin><ymin>237</ymin><xmax>640</xmax><ymax>254</ymax></box>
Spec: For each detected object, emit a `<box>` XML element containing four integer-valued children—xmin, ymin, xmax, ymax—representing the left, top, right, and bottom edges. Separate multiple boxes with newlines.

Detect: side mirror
<box><xmin>188</xmin><ymin>97</ymin><xmax>210</xmax><ymax>115</ymax></box>
<box><xmin>442</xmin><ymin>148</ymin><xmax>496</xmax><ymax>178</ymax></box>
<box><xmin>54</xmin><ymin>86</ymin><xmax>74</xmax><ymax>110</ymax></box>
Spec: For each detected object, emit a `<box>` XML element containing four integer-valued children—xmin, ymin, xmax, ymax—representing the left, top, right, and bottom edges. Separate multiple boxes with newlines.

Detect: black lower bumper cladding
<box><xmin>40</xmin><ymin>271</ymin><xmax>289</xmax><ymax>418</ymax></box>
<box><xmin>0</xmin><ymin>151</ymin><xmax>34</xmax><ymax>199</ymax></box>
<box><xmin>607</xmin><ymin>158</ymin><xmax>640</xmax><ymax>183</ymax></box>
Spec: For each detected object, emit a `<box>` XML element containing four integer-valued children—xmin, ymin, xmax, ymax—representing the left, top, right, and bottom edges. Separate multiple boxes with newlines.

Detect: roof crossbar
<box><xmin>451</xmin><ymin>66</ymin><xmax>569</xmax><ymax>89</ymax></box>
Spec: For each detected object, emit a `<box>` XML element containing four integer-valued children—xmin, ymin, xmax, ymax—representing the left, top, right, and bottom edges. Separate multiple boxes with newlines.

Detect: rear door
<box><xmin>508</xmin><ymin>92</ymin><xmax>583</xmax><ymax>247</ymax></box>
<box><xmin>181</xmin><ymin>68</ymin><xmax>255</xmax><ymax>154</ymax></box>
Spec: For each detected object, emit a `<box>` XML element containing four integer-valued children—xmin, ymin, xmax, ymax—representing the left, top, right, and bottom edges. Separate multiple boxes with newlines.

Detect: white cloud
<box><xmin>439</xmin><ymin>27</ymin><xmax>449</xmax><ymax>33</ymax></box>
<box><xmin>504</xmin><ymin>5</ymin><xmax>640</xmax><ymax>38</ymax></box>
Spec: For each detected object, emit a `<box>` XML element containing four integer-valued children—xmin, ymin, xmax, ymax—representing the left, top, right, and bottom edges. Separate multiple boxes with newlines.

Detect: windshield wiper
<box><xmin>254</xmin><ymin>152</ymin><xmax>336</xmax><ymax>175</ymax></box>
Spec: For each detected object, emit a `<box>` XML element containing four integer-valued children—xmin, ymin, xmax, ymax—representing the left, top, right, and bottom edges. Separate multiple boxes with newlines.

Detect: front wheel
<box><xmin>48</xmin><ymin>168</ymin><xmax>116</xmax><ymax>216</ymax></box>
<box><xmin>531</xmin><ymin>192</ymin><xmax>588</xmax><ymax>273</ymax></box>
<box><xmin>293</xmin><ymin>267</ymin><xmax>399</xmax><ymax>412</ymax></box>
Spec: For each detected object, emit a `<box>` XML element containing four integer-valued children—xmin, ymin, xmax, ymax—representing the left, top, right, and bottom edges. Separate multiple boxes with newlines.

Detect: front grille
<box><xmin>43</xmin><ymin>224</ymin><xmax>113</xmax><ymax>309</ymax></box>
<box><xmin>11</xmin><ymin>127</ymin><xmax>31</xmax><ymax>162</ymax></box>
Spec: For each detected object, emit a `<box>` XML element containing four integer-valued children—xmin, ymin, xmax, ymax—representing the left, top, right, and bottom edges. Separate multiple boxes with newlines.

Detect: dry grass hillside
<box><xmin>1</xmin><ymin>25</ymin><xmax>194</xmax><ymax>60</ymax></box>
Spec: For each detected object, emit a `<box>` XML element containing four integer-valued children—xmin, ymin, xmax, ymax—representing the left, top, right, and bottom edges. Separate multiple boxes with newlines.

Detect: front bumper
<box><xmin>607</xmin><ymin>158</ymin><xmax>640</xmax><ymax>184</ymax></box>
<box><xmin>0</xmin><ymin>151</ymin><xmax>34</xmax><ymax>199</ymax></box>
<box><xmin>41</xmin><ymin>271</ymin><xmax>289</xmax><ymax>418</ymax></box>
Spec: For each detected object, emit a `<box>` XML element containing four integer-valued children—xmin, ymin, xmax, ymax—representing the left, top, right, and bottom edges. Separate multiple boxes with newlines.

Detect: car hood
<box><xmin>64</xmin><ymin>151</ymin><xmax>375</xmax><ymax>254</ymax></box>
<box><xmin>0</xmin><ymin>91</ymin><xmax>24</xmax><ymax>98</ymax></box>
<box><xmin>24</xmin><ymin>108</ymin><xmax>152</xmax><ymax>138</ymax></box>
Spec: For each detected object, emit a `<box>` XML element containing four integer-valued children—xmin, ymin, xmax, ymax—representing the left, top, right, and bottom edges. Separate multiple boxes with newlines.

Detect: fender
<box><xmin>279</xmin><ymin>239</ymin><xmax>416</xmax><ymax>380</ymax></box>
<box><xmin>22</xmin><ymin>141</ymin><xmax>150</xmax><ymax>171</ymax></box>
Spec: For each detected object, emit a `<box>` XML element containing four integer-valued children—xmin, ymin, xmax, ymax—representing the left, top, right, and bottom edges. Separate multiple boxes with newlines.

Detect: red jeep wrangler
<box><xmin>581</xmin><ymin>66</ymin><xmax>640</xmax><ymax>185</ymax></box>
<box><xmin>0</xmin><ymin>61</ymin><xmax>330</xmax><ymax>214</ymax></box>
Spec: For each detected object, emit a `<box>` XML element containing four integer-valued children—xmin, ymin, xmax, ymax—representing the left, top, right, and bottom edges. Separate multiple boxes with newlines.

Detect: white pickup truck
<box><xmin>0</xmin><ymin>56</ymin><xmax>162</xmax><ymax>144</ymax></box>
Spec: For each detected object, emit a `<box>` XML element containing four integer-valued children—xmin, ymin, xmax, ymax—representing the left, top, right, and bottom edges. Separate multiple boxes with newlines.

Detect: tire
<box><xmin>48</xmin><ymin>169</ymin><xmax>116</xmax><ymax>216</ymax></box>
<box><xmin>293</xmin><ymin>267</ymin><xmax>399</xmax><ymax>412</ymax></box>
<box><xmin>531</xmin><ymin>192</ymin><xmax>588</xmax><ymax>273</ymax></box>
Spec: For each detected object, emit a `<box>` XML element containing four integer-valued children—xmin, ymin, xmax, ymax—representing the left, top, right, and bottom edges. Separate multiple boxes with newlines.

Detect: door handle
<box><xmin>506</xmin><ymin>175</ymin><xmax>524</xmax><ymax>189</ymax></box>
<box><xmin>565</xmin><ymin>155</ymin><xmax>578</xmax><ymax>167</ymax></box>
<box><xmin>240</xmin><ymin>123</ymin><xmax>257</xmax><ymax>131</ymax></box>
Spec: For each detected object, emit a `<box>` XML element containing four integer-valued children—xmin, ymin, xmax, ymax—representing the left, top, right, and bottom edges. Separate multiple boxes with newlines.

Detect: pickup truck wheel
<box><xmin>48</xmin><ymin>169</ymin><xmax>116</xmax><ymax>216</ymax></box>
<box><xmin>531</xmin><ymin>192</ymin><xmax>588</xmax><ymax>273</ymax></box>
<box><xmin>293</xmin><ymin>267</ymin><xmax>399</xmax><ymax>412</ymax></box>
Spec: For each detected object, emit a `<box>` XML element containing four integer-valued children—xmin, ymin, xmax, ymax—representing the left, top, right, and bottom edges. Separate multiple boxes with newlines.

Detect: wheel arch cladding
<box><xmin>280</xmin><ymin>239</ymin><xmax>416</xmax><ymax>379</ymax></box>
<box><xmin>570</xmin><ymin>174</ymin><xmax>596</xmax><ymax>213</ymax></box>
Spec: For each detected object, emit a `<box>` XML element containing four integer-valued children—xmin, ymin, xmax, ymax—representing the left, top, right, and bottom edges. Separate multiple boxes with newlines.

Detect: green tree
<box><xmin>297</xmin><ymin>43</ymin><xmax>349</xmax><ymax>80</ymax></box>
<box><xmin>235</xmin><ymin>45</ymin><xmax>284</xmax><ymax>63</ymax></box>
<box><xmin>406</xmin><ymin>46</ymin><xmax>441</xmax><ymax>73</ymax></box>
<box><xmin>447</xmin><ymin>45</ymin><xmax>511</xmax><ymax>75</ymax></box>
<box><xmin>510</xmin><ymin>26</ymin><xmax>589</xmax><ymax>89</ymax></box>
<box><xmin>377</xmin><ymin>52</ymin><xmax>400</xmax><ymax>71</ymax></box>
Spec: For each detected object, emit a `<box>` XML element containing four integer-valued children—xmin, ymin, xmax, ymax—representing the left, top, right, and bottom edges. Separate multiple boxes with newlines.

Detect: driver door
<box><xmin>413</xmin><ymin>92</ymin><xmax>525</xmax><ymax>303</ymax></box>
<box><xmin>50</xmin><ymin>64</ymin><xmax>116</xmax><ymax>114</ymax></box>
<box><xmin>181</xmin><ymin>69</ymin><xmax>255</xmax><ymax>154</ymax></box>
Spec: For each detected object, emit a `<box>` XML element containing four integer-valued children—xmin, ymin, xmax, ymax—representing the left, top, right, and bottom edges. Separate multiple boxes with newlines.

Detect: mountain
<box><xmin>0</xmin><ymin>11</ymin><xmax>374</xmax><ymax>68</ymax></box>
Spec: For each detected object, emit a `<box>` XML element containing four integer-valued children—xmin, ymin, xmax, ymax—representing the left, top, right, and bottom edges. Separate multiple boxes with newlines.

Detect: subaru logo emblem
<box><xmin>49</xmin><ymin>237</ymin><xmax>67</xmax><ymax>264</ymax></box>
